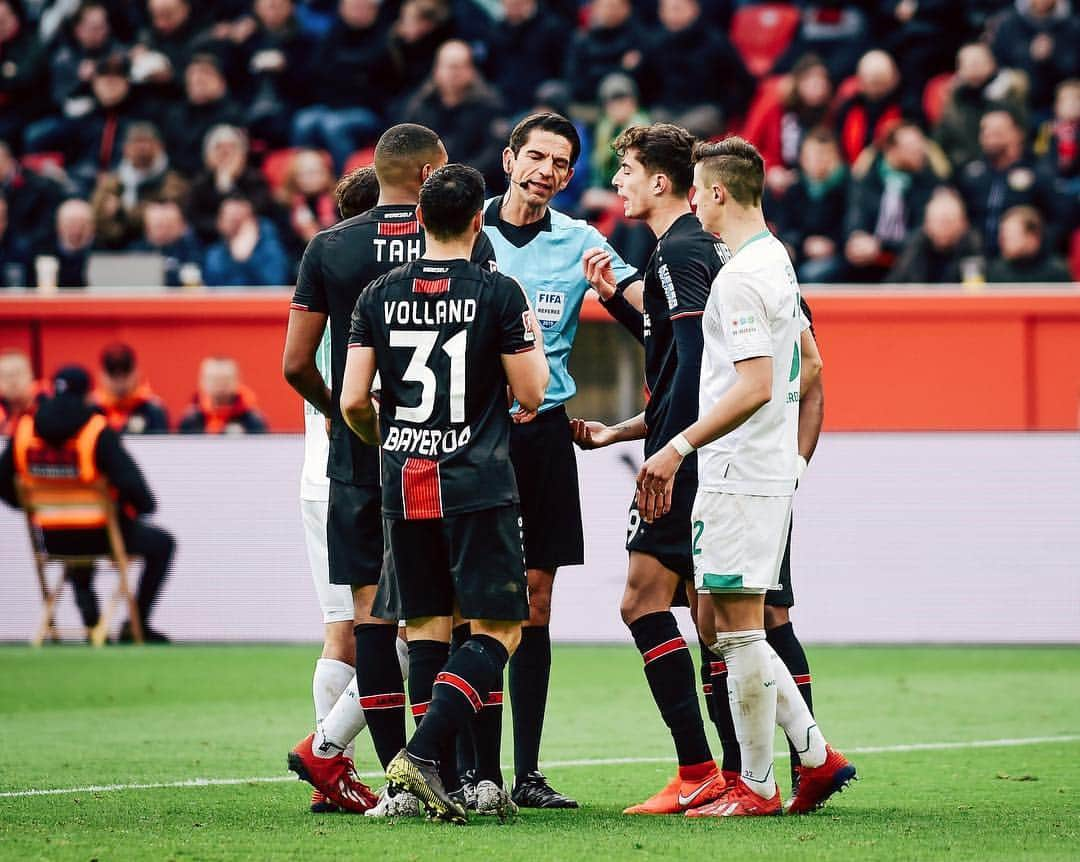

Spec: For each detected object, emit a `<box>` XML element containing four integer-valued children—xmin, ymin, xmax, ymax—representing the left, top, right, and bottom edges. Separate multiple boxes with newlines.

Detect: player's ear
<box><xmin>653</xmin><ymin>173</ymin><xmax>667</xmax><ymax>197</ymax></box>
<box><xmin>470</xmin><ymin>210</ymin><xmax>482</xmax><ymax>233</ymax></box>
<box><xmin>415</xmin><ymin>205</ymin><xmax>427</xmax><ymax>231</ymax></box>
<box><xmin>421</xmin><ymin>163</ymin><xmax>434</xmax><ymax>182</ymax></box>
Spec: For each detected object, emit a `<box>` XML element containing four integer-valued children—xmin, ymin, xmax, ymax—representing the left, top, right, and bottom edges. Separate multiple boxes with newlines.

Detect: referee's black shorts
<box><xmin>765</xmin><ymin>517</ymin><xmax>795</xmax><ymax>608</ymax></box>
<box><xmin>510</xmin><ymin>404</ymin><xmax>585</xmax><ymax>572</ymax></box>
<box><xmin>327</xmin><ymin>478</ymin><xmax>384</xmax><ymax>587</ymax></box>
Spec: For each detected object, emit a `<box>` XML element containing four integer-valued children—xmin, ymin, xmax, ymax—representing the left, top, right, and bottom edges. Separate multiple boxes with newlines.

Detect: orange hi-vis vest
<box><xmin>12</xmin><ymin>413</ymin><xmax>110</xmax><ymax>530</ymax></box>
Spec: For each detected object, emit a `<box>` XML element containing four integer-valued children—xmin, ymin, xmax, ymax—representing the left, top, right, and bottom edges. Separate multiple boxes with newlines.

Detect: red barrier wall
<box><xmin>2</xmin><ymin>290</ymin><xmax>1079</xmax><ymax>432</ymax></box>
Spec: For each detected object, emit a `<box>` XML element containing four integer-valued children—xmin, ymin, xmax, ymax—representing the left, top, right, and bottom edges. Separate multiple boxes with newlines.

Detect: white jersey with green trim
<box><xmin>697</xmin><ymin>231</ymin><xmax>808</xmax><ymax>496</ymax></box>
<box><xmin>300</xmin><ymin>323</ymin><xmax>333</xmax><ymax>501</ymax></box>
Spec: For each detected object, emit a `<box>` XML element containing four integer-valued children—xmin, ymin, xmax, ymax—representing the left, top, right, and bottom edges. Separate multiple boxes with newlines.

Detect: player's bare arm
<box><xmin>502</xmin><ymin>311</ymin><xmax>549</xmax><ymax>412</ymax></box>
<box><xmin>339</xmin><ymin>345</ymin><xmax>379</xmax><ymax>445</ymax></box>
<box><xmin>800</xmin><ymin>328</ymin><xmax>823</xmax><ymax>397</ymax></box>
<box><xmin>637</xmin><ymin>356</ymin><xmax>773</xmax><ymax>522</ymax></box>
<box><xmin>569</xmin><ymin>412</ymin><xmax>647</xmax><ymax>450</ymax></box>
<box><xmin>798</xmin><ymin>329</ymin><xmax>825</xmax><ymax>467</ymax></box>
<box><xmin>283</xmin><ymin>308</ymin><xmax>333</xmax><ymax>416</ymax></box>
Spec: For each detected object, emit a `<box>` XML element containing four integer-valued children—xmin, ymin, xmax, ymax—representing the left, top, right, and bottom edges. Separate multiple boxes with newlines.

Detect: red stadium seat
<box><xmin>923</xmin><ymin>73</ymin><xmax>955</xmax><ymax>127</ymax></box>
<box><xmin>262</xmin><ymin>147</ymin><xmax>333</xmax><ymax>190</ymax></box>
<box><xmin>730</xmin><ymin>4</ymin><xmax>801</xmax><ymax>78</ymax></box>
<box><xmin>342</xmin><ymin>146</ymin><xmax>377</xmax><ymax>175</ymax></box>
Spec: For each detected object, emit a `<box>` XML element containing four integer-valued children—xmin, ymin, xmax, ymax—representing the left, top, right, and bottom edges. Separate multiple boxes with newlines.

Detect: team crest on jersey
<box><xmin>522</xmin><ymin>310</ymin><xmax>536</xmax><ymax>342</ymax></box>
<box><xmin>535</xmin><ymin>290</ymin><xmax>565</xmax><ymax>329</ymax></box>
<box><xmin>658</xmin><ymin>264</ymin><xmax>678</xmax><ymax>310</ymax></box>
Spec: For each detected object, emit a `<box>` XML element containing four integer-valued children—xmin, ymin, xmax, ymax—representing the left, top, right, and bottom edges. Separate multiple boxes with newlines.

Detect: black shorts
<box><xmin>376</xmin><ymin>505</ymin><xmax>529</xmax><ymax>622</ymax></box>
<box><xmin>765</xmin><ymin>517</ymin><xmax>794</xmax><ymax>608</ymax></box>
<box><xmin>626</xmin><ymin>471</ymin><xmax>696</xmax><ymax>580</ymax></box>
<box><xmin>510</xmin><ymin>404</ymin><xmax>585</xmax><ymax>571</ymax></box>
<box><xmin>327</xmin><ymin>479</ymin><xmax>384</xmax><ymax>587</ymax></box>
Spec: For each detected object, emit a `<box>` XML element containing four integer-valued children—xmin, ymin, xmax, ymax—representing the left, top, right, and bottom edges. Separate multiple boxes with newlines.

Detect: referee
<box><xmin>481</xmin><ymin>112</ymin><xmax>641</xmax><ymax>808</ymax></box>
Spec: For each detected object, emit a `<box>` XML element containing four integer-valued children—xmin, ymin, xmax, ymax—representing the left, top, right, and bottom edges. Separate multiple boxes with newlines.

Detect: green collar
<box><xmin>735</xmin><ymin>230</ymin><xmax>771</xmax><ymax>255</ymax></box>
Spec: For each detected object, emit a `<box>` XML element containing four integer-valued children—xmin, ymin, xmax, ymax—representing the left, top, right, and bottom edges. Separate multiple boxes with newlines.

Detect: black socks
<box><xmin>354</xmin><ymin>623</ymin><xmax>406</xmax><ymax>770</ymax></box>
<box><xmin>509</xmin><ymin>625</ymin><xmax>551</xmax><ymax>779</ymax></box>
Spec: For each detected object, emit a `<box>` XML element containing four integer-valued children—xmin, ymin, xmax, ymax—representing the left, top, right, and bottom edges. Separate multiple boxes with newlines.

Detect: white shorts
<box><xmin>692</xmin><ymin>491</ymin><xmax>793</xmax><ymax>595</ymax></box>
<box><xmin>301</xmin><ymin>498</ymin><xmax>354</xmax><ymax>624</ymax></box>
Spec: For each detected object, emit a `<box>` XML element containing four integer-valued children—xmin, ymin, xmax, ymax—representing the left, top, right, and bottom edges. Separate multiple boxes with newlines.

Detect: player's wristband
<box><xmin>796</xmin><ymin>455</ymin><xmax>808</xmax><ymax>480</ymax></box>
<box><xmin>670</xmin><ymin>433</ymin><xmax>696</xmax><ymax>458</ymax></box>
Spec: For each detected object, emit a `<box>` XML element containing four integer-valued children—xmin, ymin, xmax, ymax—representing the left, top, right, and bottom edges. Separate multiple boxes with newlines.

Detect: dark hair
<box><xmin>692</xmin><ymin>136</ymin><xmax>765</xmax><ymax>206</ymax></box>
<box><xmin>335</xmin><ymin>165</ymin><xmax>379</xmax><ymax>219</ymax></box>
<box><xmin>612</xmin><ymin>123</ymin><xmax>696</xmax><ymax>195</ymax></box>
<box><xmin>508</xmin><ymin>112</ymin><xmax>581</xmax><ymax>167</ymax></box>
<box><xmin>101</xmin><ymin>342</ymin><xmax>136</xmax><ymax>376</ymax></box>
<box><xmin>374</xmin><ymin>123</ymin><xmax>444</xmax><ymax>188</ymax></box>
<box><xmin>418</xmin><ymin>164</ymin><xmax>485</xmax><ymax>241</ymax></box>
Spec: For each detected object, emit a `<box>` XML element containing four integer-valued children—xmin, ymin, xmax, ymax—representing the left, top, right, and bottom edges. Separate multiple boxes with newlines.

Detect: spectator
<box><xmin>934</xmin><ymin>42</ymin><xmax>1028</xmax><ymax>170</ymax></box>
<box><xmin>635</xmin><ymin>0</ymin><xmax>753</xmax><ymax>138</ymax></box>
<box><xmin>771</xmin><ymin>129</ymin><xmax>849</xmax><ymax>284</ymax></box>
<box><xmin>877</xmin><ymin>0</ymin><xmax>966</xmax><ymax>118</ymax></box>
<box><xmin>774</xmin><ymin>2</ymin><xmax>870</xmax><ymax>84</ymax></box>
<box><xmin>275</xmin><ymin>148</ymin><xmax>338</xmax><ymax>256</ymax></box>
<box><xmin>28</xmin><ymin>2</ymin><xmax>122</xmax><ymax>153</ymax></box>
<box><xmin>237</xmin><ymin>0</ymin><xmax>317</xmax><ymax>146</ymax></box>
<box><xmin>589</xmin><ymin>73</ymin><xmax>649</xmax><ymax>191</ymax></box>
<box><xmin>290</xmin><ymin>0</ymin><xmax>395</xmax><ymax>172</ymax></box>
<box><xmin>0</xmin><ymin>140</ymin><xmax>62</xmax><ymax>251</ymax></box>
<box><xmin>744</xmin><ymin>53</ymin><xmax>835</xmax><ymax>196</ymax></box>
<box><xmin>178</xmin><ymin>355</ymin><xmax>268</xmax><ymax>433</ymax></box>
<box><xmin>130</xmin><ymin>0</ymin><xmax>208</xmax><ymax>100</ymax></box>
<box><xmin>0</xmin><ymin>0</ymin><xmax>47</xmax><ymax>147</ymax></box>
<box><xmin>388</xmin><ymin>0</ymin><xmax>458</xmax><ymax>98</ymax></box>
<box><xmin>402</xmin><ymin>40</ymin><xmax>504</xmax><ymax>189</ymax></box>
<box><xmin>161</xmin><ymin>53</ymin><xmax>245</xmax><ymax>176</ymax></box>
<box><xmin>987</xmin><ymin>204</ymin><xmax>1073</xmax><ymax>282</ymax></box>
<box><xmin>34</xmin><ymin>198</ymin><xmax>96</xmax><ymax>288</ymax></box>
<box><xmin>887</xmin><ymin>187</ymin><xmax>983</xmax><ymax>283</ymax></box>
<box><xmin>89</xmin><ymin>122</ymin><xmax>189</xmax><ymax>249</ymax></box>
<box><xmin>991</xmin><ymin>0</ymin><xmax>1080</xmax><ymax>117</ymax></box>
<box><xmin>1035</xmin><ymin>78</ymin><xmax>1079</xmax><ymax>197</ymax></box>
<box><xmin>203</xmin><ymin>194</ymin><xmax>288</xmax><ymax>287</ymax></box>
<box><xmin>564</xmin><ymin>0</ymin><xmax>647</xmax><ymax>104</ymax></box>
<box><xmin>91</xmin><ymin>342</ymin><xmax>170</xmax><ymax>433</ymax></box>
<box><xmin>957</xmin><ymin>108</ymin><xmax>1065</xmax><ymax>257</ymax></box>
<box><xmin>485</xmin><ymin>0</ymin><xmax>567</xmax><ymax>114</ymax></box>
<box><xmin>130</xmin><ymin>200</ymin><xmax>203</xmax><ymax>287</ymax></box>
<box><xmin>0</xmin><ymin>191</ymin><xmax>31</xmax><ymax>287</ymax></box>
<box><xmin>835</xmin><ymin>50</ymin><xmax>903</xmax><ymax>164</ymax></box>
<box><xmin>0</xmin><ymin>348</ymin><xmax>46</xmax><ymax>436</ymax></box>
<box><xmin>187</xmin><ymin>124</ymin><xmax>275</xmax><ymax>243</ymax></box>
<box><xmin>844</xmin><ymin>122</ymin><xmax>939</xmax><ymax>281</ymax></box>
<box><xmin>0</xmin><ymin>364</ymin><xmax>176</xmax><ymax>642</ymax></box>
<box><xmin>65</xmin><ymin>53</ymin><xmax>149</xmax><ymax>195</ymax></box>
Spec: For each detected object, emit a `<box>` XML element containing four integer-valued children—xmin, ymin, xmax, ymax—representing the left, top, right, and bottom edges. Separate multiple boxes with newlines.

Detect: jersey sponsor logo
<box><xmin>383</xmin><ymin>298</ymin><xmax>477</xmax><ymax>326</ymax></box>
<box><xmin>643</xmin><ymin>312</ymin><xmax>651</xmax><ymax>338</ymax></box>
<box><xmin>714</xmin><ymin>242</ymin><xmax>732</xmax><ymax>264</ymax></box>
<box><xmin>658</xmin><ymin>263</ymin><xmax>678</xmax><ymax>310</ymax></box>
<box><xmin>535</xmin><ymin>290</ymin><xmax>565</xmax><ymax>330</ymax></box>
<box><xmin>788</xmin><ymin>341</ymin><xmax>800</xmax><ymax>382</ymax></box>
<box><xmin>383</xmin><ymin>425</ymin><xmax>473</xmax><ymax>456</ymax></box>
<box><xmin>728</xmin><ymin>314</ymin><xmax>760</xmax><ymax>338</ymax></box>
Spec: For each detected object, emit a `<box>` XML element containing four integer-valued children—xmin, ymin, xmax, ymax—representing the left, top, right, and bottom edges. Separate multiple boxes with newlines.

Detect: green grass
<box><xmin>1</xmin><ymin>644</ymin><xmax>1078</xmax><ymax>861</ymax></box>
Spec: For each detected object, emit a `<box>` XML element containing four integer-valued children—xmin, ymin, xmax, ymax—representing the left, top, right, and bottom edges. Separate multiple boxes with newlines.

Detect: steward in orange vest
<box><xmin>91</xmin><ymin>343</ymin><xmax>169</xmax><ymax>435</ymax></box>
<box><xmin>0</xmin><ymin>366</ymin><xmax>175</xmax><ymax>642</ymax></box>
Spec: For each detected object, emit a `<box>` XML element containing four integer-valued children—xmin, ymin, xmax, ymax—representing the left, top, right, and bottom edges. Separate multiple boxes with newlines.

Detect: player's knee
<box><xmin>527</xmin><ymin>593</ymin><xmax>552</xmax><ymax>625</ymax></box>
<box><xmin>764</xmin><ymin>605</ymin><xmax>789</xmax><ymax>630</ymax></box>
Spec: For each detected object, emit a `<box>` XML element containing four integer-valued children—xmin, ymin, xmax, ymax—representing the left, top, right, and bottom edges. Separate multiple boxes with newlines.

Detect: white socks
<box><xmin>769</xmin><ymin>645</ymin><xmax>826</xmax><ymax>769</ymax></box>
<box><xmin>714</xmin><ymin>629</ymin><xmax>777</xmax><ymax>799</ymax></box>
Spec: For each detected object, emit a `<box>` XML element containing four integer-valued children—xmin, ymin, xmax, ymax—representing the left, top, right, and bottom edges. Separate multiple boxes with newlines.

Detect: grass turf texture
<box><xmin>1</xmin><ymin>645</ymin><xmax>1077</xmax><ymax>861</ymax></box>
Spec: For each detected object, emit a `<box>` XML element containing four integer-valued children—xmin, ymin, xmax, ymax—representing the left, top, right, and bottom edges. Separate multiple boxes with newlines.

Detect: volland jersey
<box><xmin>643</xmin><ymin>213</ymin><xmax>729</xmax><ymax>464</ymax></box>
<box><xmin>698</xmin><ymin>231</ymin><xmax>809</xmax><ymax>496</ymax></box>
<box><xmin>349</xmin><ymin>258</ymin><xmax>535</xmax><ymax>520</ymax></box>
<box><xmin>291</xmin><ymin>205</ymin><xmax>497</xmax><ymax>487</ymax></box>
<box><xmin>300</xmin><ymin>323</ymin><xmax>332</xmax><ymax>501</ymax></box>
<box><xmin>481</xmin><ymin>197</ymin><xmax>637</xmax><ymax>413</ymax></box>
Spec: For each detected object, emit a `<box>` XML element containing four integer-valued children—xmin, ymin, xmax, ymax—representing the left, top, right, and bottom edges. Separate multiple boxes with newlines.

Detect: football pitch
<box><xmin>1</xmin><ymin>644</ymin><xmax>1077</xmax><ymax>861</ymax></box>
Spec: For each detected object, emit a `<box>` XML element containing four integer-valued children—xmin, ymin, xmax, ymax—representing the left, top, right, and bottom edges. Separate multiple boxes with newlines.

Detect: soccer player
<box><xmin>283</xmin><ymin>125</ymin><xmax>496</xmax><ymax>814</ymax></box>
<box><xmin>341</xmin><ymin>164</ymin><xmax>549</xmax><ymax>823</ymax></box>
<box><xmin>293</xmin><ymin>166</ymin><xmax>384</xmax><ymax>814</ymax></box>
<box><xmin>636</xmin><ymin>137</ymin><xmax>855</xmax><ymax>817</ymax></box>
<box><xmin>475</xmin><ymin>112</ymin><xmax>640</xmax><ymax>809</ymax></box>
<box><xmin>570</xmin><ymin>123</ymin><xmax>730</xmax><ymax>815</ymax></box>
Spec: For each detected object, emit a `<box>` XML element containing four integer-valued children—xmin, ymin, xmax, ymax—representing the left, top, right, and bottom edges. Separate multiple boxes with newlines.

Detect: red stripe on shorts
<box><xmin>402</xmin><ymin>458</ymin><xmax>442</xmax><ymax>520</ymax></box>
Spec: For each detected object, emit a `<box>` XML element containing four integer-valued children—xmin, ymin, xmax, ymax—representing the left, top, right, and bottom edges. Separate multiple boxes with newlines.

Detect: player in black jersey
<box><xmin>571</xmin><ymin>124</ymin><xmax>733</xmax><ymax>814</ymax></box>
<box><xmin>341</xmin><ymin>165</ymin><xmax>549</xmax><ymax>823</ymax></box>
<box><xmin>284</xmin><ymin>125</ymin><xmax>497</xmax><ymax>814</ymax></box>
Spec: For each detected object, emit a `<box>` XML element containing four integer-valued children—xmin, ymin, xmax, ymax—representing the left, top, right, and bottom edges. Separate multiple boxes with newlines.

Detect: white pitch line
<box><xmin>2</xmin><ymin>734</ymin><xmax>1077</xmax><ymax>800</ymax></box>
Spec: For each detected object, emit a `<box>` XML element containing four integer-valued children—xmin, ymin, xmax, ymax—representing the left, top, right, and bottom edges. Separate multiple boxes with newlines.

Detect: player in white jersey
<box><xmin>636</xmin><ymin>137</ymin><xmax>856</xmax><ymax>818</ymax></box>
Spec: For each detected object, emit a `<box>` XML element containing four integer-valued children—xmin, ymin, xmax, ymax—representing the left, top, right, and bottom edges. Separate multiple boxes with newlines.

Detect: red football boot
<box><xmin>623</xmin><ymin>763</ymin><xmax>730</xmax><ymax>815</ymax></box>
<box><xmin>684</xmin><ymin>778</ymin><xmax>782</xmax><ymax>817</ymax></box>
<box><xmin>309</xmin><ymin>789</ymin><xmax>339</xmax><ymax>814</ymax></box>
<box><xmin>787</xmin><ymin>746</ymin><xmax>857</xmax><ymax>814</ymax></box>
<box><xmin>288</xmin><ymin>733</ymin><xmax>378</xmax><ymax>813</ymax></box>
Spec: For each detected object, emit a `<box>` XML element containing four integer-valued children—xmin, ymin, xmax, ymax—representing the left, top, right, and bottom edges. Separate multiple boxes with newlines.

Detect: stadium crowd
<box><xmin>0</xmin><ymin>0</ymin><xmax>1076</xmax><ymax>288</ymax></box>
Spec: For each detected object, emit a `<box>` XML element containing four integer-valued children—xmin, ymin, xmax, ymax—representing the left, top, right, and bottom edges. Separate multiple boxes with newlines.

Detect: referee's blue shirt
<box><xmin>482</xmin><ymin>196</ymin><xmax>639</xmax><ymax>413</ymax></box>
